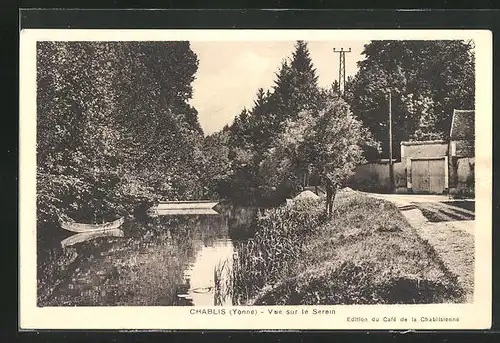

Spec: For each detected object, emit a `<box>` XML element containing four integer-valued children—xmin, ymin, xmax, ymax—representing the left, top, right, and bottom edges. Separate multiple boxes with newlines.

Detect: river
<box><xmin>41</xmin><ymin>206</ymin><xmax>258</xmax><ymax>307</ymax></box>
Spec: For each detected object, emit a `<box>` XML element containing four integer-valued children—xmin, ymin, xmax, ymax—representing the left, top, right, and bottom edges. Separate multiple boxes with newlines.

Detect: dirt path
<box><xmin>364</xmin><ymin>193</ymin><xmax>475</xmax><ymax>303</ymax></box>
<box><xmin>404</xmin><ymin>209</ymin><xmax>475</xmax><ymax>302</ymax></box>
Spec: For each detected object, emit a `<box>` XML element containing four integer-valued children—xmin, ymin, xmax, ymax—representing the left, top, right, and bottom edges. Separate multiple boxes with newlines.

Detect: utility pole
<box><xmin>388</xmin><ymin>90</ymin><xmax>395</xmax><ymax>193</ymax></box>
<box><xmin>333</xmin><ymin>47</ymin><xmax>351</xmax><ymax>96</ymax></box>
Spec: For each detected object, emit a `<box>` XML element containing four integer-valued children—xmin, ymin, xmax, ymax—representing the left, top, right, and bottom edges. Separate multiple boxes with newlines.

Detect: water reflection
<box><xmin>179</xmin><ymin>238</ymin><xmax>234</xmax><ymax>306</ymax></box>
<box><xmin>44</xmin><ymin>205</ymin><xmax>258</xmax><ymax>307</ymax></box>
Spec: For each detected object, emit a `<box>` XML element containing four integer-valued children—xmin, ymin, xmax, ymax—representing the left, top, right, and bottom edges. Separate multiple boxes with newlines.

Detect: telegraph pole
<box><xmin>388</xmin><ymin>90</ymin><xmax>395</xmax><ymax>192</ymax></box>
<box><xmin>333</xmin><ymin>47</ymin><xmax>351</xmax><ymax>96</ymax></box>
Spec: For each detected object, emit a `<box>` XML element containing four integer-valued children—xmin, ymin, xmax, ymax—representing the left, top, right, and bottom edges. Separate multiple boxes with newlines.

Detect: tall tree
<box><xmin>345</xmin><ymin>40</ymin><xmax>475</xmax><ymax>159</ymax></box>
<box><xmin>270</xmin><ymin>60</ymin><xmax>295</xmax><ymax>129</ymax></box>
<box><xmin>271</xmin><ymin>41</ymin><xmax>321</xmax><ymax>126</ymax></box>
<box><xmin>259</xmin><ymin>93</ymin><xmax>374</xmax><ymax>203</ymax></box>
<box><xmin>201</xmin><ymin>131</ymin><xmax>233</xmax><ymax>199</ymax></box>
<box><xmin>289</xmin><ymin>40</ymin><xmax>321</xmax><ymax>113</ymax></box>
<box><xmin>249</xmin><ymin>88</ymin><xmax>277</xmax><ymax>156</ymax></box>
<box><xmin>215</xmin><ymin>40</ymin><xmax>331</xmax><ymax>204</ymax></box>
<box><xmin>37</xmin><ymin>42</ymin><xmax>125</xmax><ymax>224</ymax></box>
<box><xmin>37</xmin><ymin>41</ymin><xmax>202</xmax><ymax>225</ymax></box>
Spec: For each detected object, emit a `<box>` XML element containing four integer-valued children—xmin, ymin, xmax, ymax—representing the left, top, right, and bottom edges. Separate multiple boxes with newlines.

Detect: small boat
<box><xmin>157</xmin><ymin>200</ymin><xmax>219</xmax><ymax>210</ymax></box>
<box><xmin>155</xmin><ymin>200</ymin><xmax>220</xmax><ymax>216</ymax></box>
<box><xmin>156</xmin><ymin>208</ymin><xmax>220</xmax><ymax>215</ymax></box>
<box><xmin>177</xmin><ymin>294</ymin><xmax>192</xmax><ymax>300</ymax></box>
<box><xmin>60</xmin><ymin>217</ymin><xmax>125</xmax><ymax>233</ymax></box>
<box><xmin>191</xmin><ymin>286</ymin><xmax>214</xmax><ymax>294</ymax></box>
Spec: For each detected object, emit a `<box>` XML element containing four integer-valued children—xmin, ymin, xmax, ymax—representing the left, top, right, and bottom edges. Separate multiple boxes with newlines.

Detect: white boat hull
<box><xmin>60</xmin><ymin>217</ymin><xmax>125</xmax><ymax>233</ymax></box>
<box><xmin>154</xmin><ymin>201</ymin><xmax>220</xmax><ymax>216</ymax></box>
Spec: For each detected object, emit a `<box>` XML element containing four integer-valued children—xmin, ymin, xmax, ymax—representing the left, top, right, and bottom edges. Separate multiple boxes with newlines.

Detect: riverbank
<box><xmin>230</xmin><ymin>189</ymin><xmax>466</xmax><ymax>305</ymax></box>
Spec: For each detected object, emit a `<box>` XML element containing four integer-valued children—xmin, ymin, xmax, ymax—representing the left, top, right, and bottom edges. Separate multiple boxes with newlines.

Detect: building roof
<box><xmin>450</xmin><ymin>109</ymin><xmax>475</xmax><ymax>140</ymax></box>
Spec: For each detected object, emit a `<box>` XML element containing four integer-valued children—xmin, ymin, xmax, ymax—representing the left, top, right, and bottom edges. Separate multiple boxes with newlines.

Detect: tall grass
<box><xmin>214</xmin><ymin>259</ymin><xmax>233</xmax><ymax>306</ymax></box>
<box><xmin>223</xmin><ymin>190</ymin><xmax>466</xmax><ymax>305</ymax></box>
<box><xmin>220</xmin><ymin>197</ymin><xmax>326</xmax><ymax>305</ymax></box>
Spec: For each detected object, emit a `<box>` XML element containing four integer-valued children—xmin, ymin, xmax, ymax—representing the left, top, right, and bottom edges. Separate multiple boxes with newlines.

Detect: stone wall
<box><xmin>449</xmin><ymin>157</ymin><xmax>475</xmax><ymax>197</ymax></box>
<box><xmin>348</xmin><ymin>161</ymin><xmax>406</xmax><ymax>193</ymax></box>
<box><xmin>401</xmin><ymin>141</ymin><xmax>448</xmax><ymax>159</ymax></box>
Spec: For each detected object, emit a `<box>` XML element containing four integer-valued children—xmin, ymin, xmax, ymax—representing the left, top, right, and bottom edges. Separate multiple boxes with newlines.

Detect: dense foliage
<box><xmin>230</xmin><ymin>197</ymin><xmax>327</xmax><ymax>305</ymax></box>
<box><xmin>37</xmin><ymin>40</ymin><xmax>473</xmax><ymax>221</ymax></box>
<box><xmin>37</xmin><ymin>41</ymin><xmax>203</xmax><ymax>230</ymax></box>
<box><xmin>259</xmin><ymin>92</ymin><xmax>374</xmax><ymax>199</ymax></box>
<box><xmin>345</xmin><ymin>40</ymin><xmax>475</xmax><ymax>159</ymax></box>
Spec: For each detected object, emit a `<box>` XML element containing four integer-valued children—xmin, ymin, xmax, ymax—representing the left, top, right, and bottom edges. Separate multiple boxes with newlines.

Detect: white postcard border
<box><xmin>19</xmin><ymin>29</ymin><xmax>492</xmax><ymax>330</ymax></box>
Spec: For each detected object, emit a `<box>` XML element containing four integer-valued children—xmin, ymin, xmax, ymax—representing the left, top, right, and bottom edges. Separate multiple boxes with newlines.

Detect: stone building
<box><xmin>349</xmin><ymin>109</ymin><xmax>475</xmax><ymax>196</ymax></box>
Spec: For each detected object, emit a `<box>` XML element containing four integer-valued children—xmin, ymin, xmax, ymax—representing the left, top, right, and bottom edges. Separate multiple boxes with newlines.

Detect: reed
<box><xmin>214</xmin><ymin>259</ymin><xmax>233</xmax><ymax>306</ymax></box>
<box><xmin>229</xmin><ymin>197</ymin><xmax>326</xmax><ymax>305</ymax></box>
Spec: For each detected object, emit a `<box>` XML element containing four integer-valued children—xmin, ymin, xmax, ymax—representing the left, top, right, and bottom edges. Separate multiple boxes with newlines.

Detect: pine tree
<box><xmin>218</xmin><ymin>40</ymin><xmax>324</xmax><ymax>204</ymax></box>
<box><xmin>249</xmin><ymin>88</ymin><xmax>277</xmax><ymax>155</ymax></box>
<box><xmin>271</xmin><ymin>41</ymin><xmax>321</xmax><ymax>125</ymax></box>
<box><xmin>289</xmin><ymin>40</ymin><xmax>320</xmax><ymax>113</ymax></box>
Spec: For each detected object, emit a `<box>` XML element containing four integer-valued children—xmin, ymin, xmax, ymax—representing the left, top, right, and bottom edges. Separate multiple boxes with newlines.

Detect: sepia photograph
<box><xmin>19</xmin><ymin>29</ymin><xmax>492</xmax><ymax>330</ymax></box>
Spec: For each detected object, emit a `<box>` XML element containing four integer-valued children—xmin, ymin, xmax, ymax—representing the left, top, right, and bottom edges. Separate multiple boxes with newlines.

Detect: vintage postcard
<box><xmin>19</xmin><ymin>29</ymin><xmax>492</xmax><ymax>330</ymax></box>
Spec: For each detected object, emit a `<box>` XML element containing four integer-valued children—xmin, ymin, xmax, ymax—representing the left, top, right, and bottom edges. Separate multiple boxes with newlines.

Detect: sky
<box><xmin>189</xmin><ymin>40</ymin><xmax>370</xmax><ymax>135</ymax></box>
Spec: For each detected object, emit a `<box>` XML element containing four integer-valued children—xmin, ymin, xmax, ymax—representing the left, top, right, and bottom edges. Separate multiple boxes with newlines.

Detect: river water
<box><xmin>42</xmin><ymin>206</ymin><xmax>257</xmax><ymax>307</ymax></box>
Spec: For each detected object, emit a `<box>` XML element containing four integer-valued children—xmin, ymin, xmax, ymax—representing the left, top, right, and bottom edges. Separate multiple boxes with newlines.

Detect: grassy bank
<box><xmin>226</xmin><ymin>189</ymin><xmax>465</xmax><ymax>305</ymax></box>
